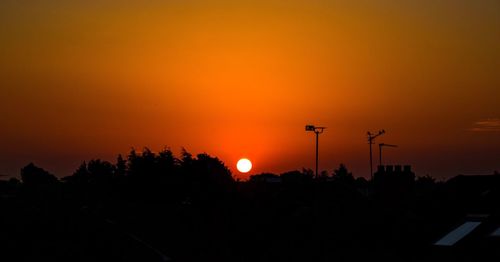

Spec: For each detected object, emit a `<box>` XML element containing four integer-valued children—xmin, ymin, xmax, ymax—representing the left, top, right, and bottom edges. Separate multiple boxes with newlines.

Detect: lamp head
<box><xmin>305</xmin><ymin>125</ymin><xmax>315</xmax><ymax>131</ymax></box>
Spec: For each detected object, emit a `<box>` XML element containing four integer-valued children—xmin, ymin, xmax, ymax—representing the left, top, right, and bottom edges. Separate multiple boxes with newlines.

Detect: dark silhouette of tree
<box><xmin>318</xmin><ymin>170</ymin><xmax>329</xmax><ymax>181</ymax></box>
<box><xmin>180</xmin><ymin>147</ymin><xmax>193</xmax><ymax>167</ymax></box>
<box><xmin>331</xmin><ymin>164</ymin><xmax>355</xmax><ymax>185</ymax></box>
<box><xmin>249</xmin><ymin>173</ymin><xmax>280</xmax><ymax>183</ymax></box>
<box><xmin>8</xmin><ymin>177</ymin><xmax>21</xmax><ymax>187</ymax></box>
<box><xmin>115</xmin><ymin>154</ymin><xmax>127</xmax><ymax>176</ymax></box>
<box><xmin>126</xmin><ymin>147</ymin><xmax>176</xmax><ymax>182</ymax></box>
<box><xmin>355</xmin><ymin>176</ymin><xmax>369</xmax><ymax>194</ymax></box>
<box><xmin>21</xmin><ymin>163</ymin><xmax>58</xmax><ymax>186</ymax></box>
<box><xmin>414</xmin><ymin>175</ymin><xmax>438</xmax><ymax>199</ymax></box>
<box><xmin>158</xmin><ymin>147</ymin><xmax>177</xmax><ymax>174</ymax></box>
<box><xmin>157</xmin><ymin>148</ymin><xmax>180</xmax><ymax>187</ymax></box>
<box><xmin>88</xmin><ymin>159</ymin><xmax>114</xmax><ymax>176</ymax></box>
<box><xmin>87</xmin><ymin>159</ymin><xmax>114</xmax><ymax>181</ymax></box>
<box><xmin>302</xmin><ymin>168</ymin><xmax>314</xmax><ymax>179</ymax></box>
<box><xmin>280</xmin><ymin>169</ymin><xmax>313</xmax><ymax>184</ymax></box>
<box><xmin>19</xmin><ymin>163</ymin><xmax>60</xmax><ymax>204</ymax></box>
<box><xmin>179</xmin><ymin>148</ymin><xmax>195</xmax><ymax>197</ymax></box>
<box><xmin>127</xmin><ymin>148</ymin><xmax>140</xmax><ymax>178</ymax></box>
<box><xmin>416</xmin><ymin>174</ymin><xmax>436</xmax><ymax>185</ymax></box>
<box><xmin>63</xmin><ymin>159</ymin><xmax>114</xmax><ymax>184</ymax></box>
<box><xmin>188</xmin><ymin>153</ymin><xmax>234</xmax><ymax>194</ymax></box>
<box><xmin>6</xmin><ymin>146</ymin><xmax>489</xmax><ymax>262</ymax></box>
<box><xmin>0</xmin><ymin>177</ymin><xmax>21</xmax><ymax>195</ymax></box>
<box><xmin>61</xmin><ymin>159</ymin><xmax>116</xmax><ymax>205</ymax></box>
<box><xmin>137</xmin><ymin>148</ymin><xmax>157</xmax><ymax>180</ymax></box>
<box><xmin>62</xmin><ymin>161</ymin><xmax>90</xmax><ymax>184</ymax></box>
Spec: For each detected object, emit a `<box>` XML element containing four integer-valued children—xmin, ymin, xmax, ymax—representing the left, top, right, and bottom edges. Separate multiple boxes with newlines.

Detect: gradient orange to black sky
<box><xmin>1</xmin><ymin>1</ymin><xmax>499</xmax><ymax>180</ymax></box>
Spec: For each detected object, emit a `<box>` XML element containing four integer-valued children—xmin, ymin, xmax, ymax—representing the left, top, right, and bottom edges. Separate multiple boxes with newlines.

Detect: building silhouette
<box><xmin>373</xmin><ymin>165</ymin><xmax>415</xmax><ymax>199</ymax></box>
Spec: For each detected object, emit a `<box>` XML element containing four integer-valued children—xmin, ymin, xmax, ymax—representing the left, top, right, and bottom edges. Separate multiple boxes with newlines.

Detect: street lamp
<box><xmin>367</xmin><ymin>130</ymin><xmax>385</xmax><ymax>180</ymax></box>
<box><xmin>305</xmin><ymin>125</ymin><xmax>326</xmax><ymax>179</ymax></box>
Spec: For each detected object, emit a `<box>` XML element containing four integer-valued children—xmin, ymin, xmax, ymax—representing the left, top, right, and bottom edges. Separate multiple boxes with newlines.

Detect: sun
<box><xmin>236</xmin><ymin>158</ymin><xmax>252</xmax><ymax>173</ymax></box>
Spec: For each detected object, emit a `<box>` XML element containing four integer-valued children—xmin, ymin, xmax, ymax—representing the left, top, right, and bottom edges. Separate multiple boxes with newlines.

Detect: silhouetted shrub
<box><xmin>21</xmin><ymin>163</ymin><xmax>58</xmax><ymax>186</ymax></box>
<box><xmin>331</xmin><ymin>164</ymin><xmax>355</xmax><ymax>185</ymax></box>
<box><xmin>280</xmin><ymin>169</ymin><xmax>313</xmax><ymax>184</ymax></box>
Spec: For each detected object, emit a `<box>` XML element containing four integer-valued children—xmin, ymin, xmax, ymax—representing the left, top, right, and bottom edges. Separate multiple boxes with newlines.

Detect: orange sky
<box><xmin>1</xmin><ymin>1</ymin><xmax>499</xmax><ymax>180</ymax></box>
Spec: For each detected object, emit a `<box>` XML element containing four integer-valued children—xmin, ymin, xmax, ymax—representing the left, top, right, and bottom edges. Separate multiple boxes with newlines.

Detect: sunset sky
<box><xmin>1</xmin><ymin>0</ymin><xmax>499</xmax><ymax>180</ymax></box>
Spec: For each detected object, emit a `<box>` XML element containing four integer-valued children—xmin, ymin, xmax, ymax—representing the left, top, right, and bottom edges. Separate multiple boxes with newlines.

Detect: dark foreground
<box><xmin>1</xmin><ymin>151</ymin><xmax>499</xmax><ymax>261</ymax></box>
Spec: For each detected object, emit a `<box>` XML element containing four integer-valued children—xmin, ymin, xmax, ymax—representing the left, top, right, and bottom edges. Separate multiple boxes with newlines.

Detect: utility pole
<box><xmin>306</xmin><ymin>125</ymin><xmax>326</xmax><ymax>179</ymax></box>
<box><xmin>379</xmin><ymin>143</ymin><xmax>397</xmax><ymax>166</ymax></box>
<box><xmin>367</xmin><ymin>130</ymin><xmax>385</xmax><ymax>180</ymax></box>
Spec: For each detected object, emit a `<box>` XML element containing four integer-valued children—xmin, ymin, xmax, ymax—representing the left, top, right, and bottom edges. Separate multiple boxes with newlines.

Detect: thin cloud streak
<box><xmin>470</xmin><ymin>118</ymin><xmax>500</xmax><ymax>132</ymax></box>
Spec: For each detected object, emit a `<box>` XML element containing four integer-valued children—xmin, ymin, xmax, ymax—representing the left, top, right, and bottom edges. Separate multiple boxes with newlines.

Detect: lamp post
<box><xmin>367</xmin><ymin>130</ymin><xmax>385</xmax><ymax>180</ymax></box>
<box><xmin>306</xmin><ymin>125</ymin><xmax>326</xmax><ymax>179</ymax></box>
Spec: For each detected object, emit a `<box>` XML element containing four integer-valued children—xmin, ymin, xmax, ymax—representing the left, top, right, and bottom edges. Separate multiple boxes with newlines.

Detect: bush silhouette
<box><xmin>21</xmin><ymin>163</ymin><xmax>58</xmax><ymax>186</ymax></box>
